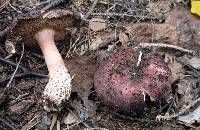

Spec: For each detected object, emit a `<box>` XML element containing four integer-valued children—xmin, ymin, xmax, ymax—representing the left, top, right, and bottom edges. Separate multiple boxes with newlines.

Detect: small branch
<box><xmin>136</xmin><ymin>51</ymin><xmax>143</xmax><ymax>66</ymax></box>
<box><xmin>0</xmin><ymin>51</ymin><xmax>47</xmax><ymax>85</ymax></box>
<box><xmin>6</xmin><ymin>43</ymin><xmax>24</xmax><ymax>88</ymax></box>
<box><xmin>0</xmin><ymin>56</ymin><xmax>26</xmax><ymax>71</ymax></box>
<box><xmin>50</xmin><ymin>113</ymin><xmax>58</xmax><ymax>130</ymax></box>
<box><xmin>0</xmin><ymin>117</ymin><xmax>19</xmax><ymax>130</ymax></box>
<box><xmin>41</xmin><ymin>0</ymin><xmax>64</xmax><ymax>12</ymax></box>
<box><xmin>84</xmin><ymin>0</ymin><xmax>99</xmax><ymax>19</ymax></box>
<box><xmin>0</xmin><ymin>0</ymin><xmax>10</xmax><ymax>12</ymax></box>
<box><xmin>156</xmin><ymin>97</ymin><xmax>200</xmax><ymax>120</ymax></box>
<box><xmin>138</xmin><ymin>43</ymin><xmax>195</xmax><ymax>55</ymax></box>
<box><xmin>0</xmin><ymin>71</ymin><xmax>48</xmax><ymax>85</ymax></box>
<box><xmin>91</xmin><ymin>13</ymin><xmax>164</xmax><ymax>20</ymax></box>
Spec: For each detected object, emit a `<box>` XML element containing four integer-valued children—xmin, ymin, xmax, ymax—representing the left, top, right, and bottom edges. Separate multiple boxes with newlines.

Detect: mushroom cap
<box><xmin>94</xmin><ymin>48</ymin><xmax>172</xmax><ymax>112</ymax></box>
<box><xmin>9</xmin><ymin>9</ymin><xmax>80</xmax><ymax>46</ymax></box>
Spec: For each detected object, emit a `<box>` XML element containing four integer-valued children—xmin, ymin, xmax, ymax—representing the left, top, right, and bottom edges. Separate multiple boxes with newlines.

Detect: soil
<box><xmin>0</xmin><ymin>0</ymin><xmax>200</xmax><ymax>130</ymax></box>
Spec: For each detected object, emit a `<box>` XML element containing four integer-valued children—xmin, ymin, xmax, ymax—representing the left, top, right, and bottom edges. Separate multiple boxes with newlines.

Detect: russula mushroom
<box><xmin>94</xmin><ymin>48</ymin><xmax>172</xmax><ymax>112</ymax></box>
<box><xmin>8</xmin><ymin>10</ymin><xmax>80</xmax><ymax>111</ymax></box>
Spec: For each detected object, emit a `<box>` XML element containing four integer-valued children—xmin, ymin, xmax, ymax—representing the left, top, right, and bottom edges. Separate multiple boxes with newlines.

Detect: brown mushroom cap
<box><xmin>9</xmin><ymin>9</ymin><xmax>80</xmax><ymax>46</ymax></box>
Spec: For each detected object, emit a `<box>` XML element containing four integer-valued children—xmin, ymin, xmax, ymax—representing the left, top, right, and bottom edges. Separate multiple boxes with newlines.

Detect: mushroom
<box><xmin>94</xmin><ymin>48</ymin><xmax>172</xmax><ymax>112</ymax></box>
<box><xmin>8</xmin><ymin>10</ymin><xmax>80</xmax><ymax>111</ymax></box>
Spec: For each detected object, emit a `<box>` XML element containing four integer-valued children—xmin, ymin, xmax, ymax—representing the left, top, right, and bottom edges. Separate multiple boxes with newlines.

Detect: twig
<box><xmin>8</xmin><ymin>2</ymin><xmax>23</xmax><ymax>14</ymax></box>
<box><xmin>0</xmin><ymin>117</ymin><xmax>19</xmax><ymax>130</ymax></box>
<box><xmin>136</xmin><ymin>51</ymin><xmax>143</xmax><ymax>66</ymax></box>
<box><xmin>0</xmin><ymin>71</ymin><xmax>47</xmax><ymax>85</ymax></box>
<box><xmin>0</xmin><ymin>43</ymin><xmax>24</xmax><ymax>100</ymax></box>
<box><xmin>41</xmin><ymin>0</ymin><xmax>64</xmax><ymax>12</ymax></box>
<box><xmin>91</xmin><ymin>13</ymin><xmax>164</xmax><ymax>20</ymax></box>
<box><xmin>156</xmin><ymin>97</ymin><xmax>200</xmax><ymax>120</ymax></box>
<box><xmin>0</xmin><ymin>44</ymin><xmax>24</xmax><ymax>103</ymax></box>
<box><xmin>0</xmin><ymin>53</ymin><xmax>47</xmax><ymax>85</ymax></box>
<box><xmin>138</xmin><ymin>43</ymin><xmax>195</xmax><ymax>55</ymax></box>
<box><xmin>84</xmin><ymin>0</ymin><xmax>99</xmax><ymax>19</ymax></box>
<box><xmin>50</xmin><ymin>113</ymin><xmax>58</xmax><ymax>130</ymax></box>
<box><xmin>0</xmin><ymin>56</ymin><xmax>26</xmax><ymax>71</ymax></box>
<box><xmin>57</xmin><ymin>119</ymin><xmax>61</xmax><ymax>130</ymax></box>
<box><xmin>0</xmin><ymin>0</ymin><xmax>10</xmax><ymax>12</ymax></box>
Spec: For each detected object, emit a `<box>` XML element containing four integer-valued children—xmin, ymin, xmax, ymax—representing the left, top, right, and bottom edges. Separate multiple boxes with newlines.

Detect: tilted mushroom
<box><xmin>8</xmin><ymin>10</ymin><xmax>80</xmax><ymax>111</ymax></box>
<box><xmin>94</xmin><ymin>48</ymin><xmax>172</xmax><ymax>113</ymax></box>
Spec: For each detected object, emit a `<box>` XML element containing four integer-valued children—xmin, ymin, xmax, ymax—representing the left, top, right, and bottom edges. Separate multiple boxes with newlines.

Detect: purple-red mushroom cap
<box><xmin>94</xmin><ymin>48</ymin><xmax>172</xmax><ymax>112</ymax></box>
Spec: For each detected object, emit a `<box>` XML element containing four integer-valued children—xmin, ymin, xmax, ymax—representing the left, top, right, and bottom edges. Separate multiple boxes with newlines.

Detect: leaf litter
<box><xmin>1</xmin><ymin>0</ymin><xmax>200</xmax><ymax>129</ymax></box>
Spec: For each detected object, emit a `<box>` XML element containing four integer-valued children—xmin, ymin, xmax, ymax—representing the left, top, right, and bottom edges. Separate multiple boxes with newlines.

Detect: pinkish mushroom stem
<box><xmin>35</xmin><ymin>29</ymin><xmax>72</xmax><ymax>112</ymax></box>
<box><xmin>35</xmin><ymin>29</ymin><xmax>64</xmax><ymax>74</ymax></box>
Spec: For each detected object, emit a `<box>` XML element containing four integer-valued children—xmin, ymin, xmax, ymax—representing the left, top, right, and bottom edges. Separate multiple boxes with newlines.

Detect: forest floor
<box><xmin>1</xmin><ymin>0</ymin><xmax>200</xmax><ymax>130</ymax></box>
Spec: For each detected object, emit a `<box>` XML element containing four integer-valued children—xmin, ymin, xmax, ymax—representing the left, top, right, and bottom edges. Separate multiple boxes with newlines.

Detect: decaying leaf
<box><xmin>147</xmin><ymin>0</ymin><xmax>171</xmax><ymax>14</ymax></box>
<box><xmin>64</xmin><ymin>111</ymin><xmax>79</xmax><ymax>125</ymax></box>
<box><xmin>166</xmin><ymin>8</ymin><xmax>200</xmax><ymax>50</ymax></box>
<box><xmin>186</xmin><ymin>56</ymin><xmax>200</xmax><ymax>69</ymax></box>
<box><xmin>90</xmin><ymin>35</ymin><xmax>103</xmax><ymax>50</ymax></box>
<box><xmin>89</xmin><ymin>30</ymin><xmax>116</xmax><ymax>50</ymax></box>
<box><xmin>8</xmin><ymin>100</ymin><xmax>34</xmax><ymax>115</ymax></box>
<box><xmin>65</xmin><ymin>55</ymin><xmax>97</xmax><ymax>120</ymax></box>
<box><xmin>165</xmin><ymin>53</ymin><xmax>185</xmax><ymax>83</ymax></box>
<box><xmin>89</xmin><ymin>18</ymin><xmax>106</xmax><ymax>31</ymax></box>
<box><xmin>118</xmin><ymin>32</ymin><xmax>129</xmax><ymax>46</ymax></box>
<box><xmin>65</xmin><ymin>55</ymin><xmax>96</xmax><ymax>99</ymax></box>
<box><xmin>71</xmin><ymin>99</ymin><xmax>97</xmax><ymax>120</ymax></box>
<box><xmin>179</xmin><ymin>106</ymin><xmax>200</xmax><ymax>126</ymax></box>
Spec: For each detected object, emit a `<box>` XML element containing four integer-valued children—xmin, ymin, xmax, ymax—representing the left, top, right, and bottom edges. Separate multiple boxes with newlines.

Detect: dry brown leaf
<box><xmin>187</xmin><ymin>57</ymin><xmax>200</xmax><ymax>69</ymax></box>
<box><xmin>90</xmin><ymin>35</ymin><xmax>103</xmax><ymax>50</ymax></box>
<box><xmin>89</xmin><ymin>18</ymin><xmax>106</xmax><ymax>31</ymax></box>
<box><xmin>89</xmin><ymin>30</ymin><xmax>115</xmax><ymax>50</ymax></box>
<box><xmin>147</xmin><ymin>1</ymin><xmax>171</xmax><ymax>14</ymax></box>
<box><xmin>166</xmin><ymin>9</ymin><xmax>200</xmax><ymax>50</ymax></box>
<box><xmin>64</xmin><ymin>111</ymin><xmax>79</xmax><ymax>125</ymax></box>
<box><xmin>65</xmin><ymin>55</ymin><xmax>96</xmax><ymax>99</ymax></box>
<box><xmin>119</xmin><ymin>32</ymin><xmax>129</xmax><ymax>46</ymax></box>
<box><xmin>165</xmin><ymin>53</ymin><xmax>184</xmax><ymax>83</ymax></box>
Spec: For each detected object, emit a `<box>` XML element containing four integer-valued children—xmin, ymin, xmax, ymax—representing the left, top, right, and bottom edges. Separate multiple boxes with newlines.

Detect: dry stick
<box><xmin>84</xmin><ymin>0</ymin><xmax>99</xmax><ymax>19</ymax></box>
<box><xmin>50</xmin><ymin>113</ymin><xmax>58</xmax><ymax>130</ymax></box>
<box><xmin>0</xmin><ymin>56</ymin><xmax>25</xmax><ymax>71</ymax></box>
<box><xmin>0</xmin><ymin>44</ymin><xmax>24</xmax><ymax>103</ymax></box>
<box><xmin>0</xmin><ymin>56</ymin><xmax>47</xmax><ymax>85</ymax></box>
<box><xmin>41</xmin><ymin>0</ymin><xmax>64</xmax><ymax>12</ymax></box>
<box><xmin>0</xmin><ymin>71</ymin><xmax>47</xmax><ymax>85</ymax></box>
<box><xmin>91</xmin><ymin>13</ymin><xmax>164</xmax><ymax>20</ymax></box>
<box><xmin>138</xmin><ymin>43</ymin><xmax>195</xmax><ymax>55</ymax></box>
<box><xmin>0</xmin><ymin>0</ymin><xmax>10</xmax><ymax>12</ymax></box>
<box><xmin>3</xmin><ymin>43</ymin><xmax>24</xmax><ymax>89</ymax></box>
<box><xmin>0</xmin><ymin>117</ymin><xmax>19</xmax><ymax>130</ymax></box>
<box><xmin>157</xmin><ymin>97</ymin><xmax>200</xmax><ymax>120</ymax></box>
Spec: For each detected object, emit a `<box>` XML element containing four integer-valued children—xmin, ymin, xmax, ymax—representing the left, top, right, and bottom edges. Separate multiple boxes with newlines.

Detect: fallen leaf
<box><xmin>119</xmin><ymin>32</ymin><xmax>129</xmax><ymax>46</ymax></box>
<box><xmin>187</xmin><ymin>57</ymin><xmax>200</xmax><ymax>69</ymax></box>
<box><xmin>71</xmin><ymin>99</ymin><xmax>97</xmax><ymax>120</ymax></box>
<box><xmin>89</xmin><ymin>18</ymin><xmax>106</xmax><ymax>31</ymax></box>
<box><xmin>64</xmin><ymin>111</ymin><xmax>79</xmax><ymax>125</ymax></box>
<box><xmin>179</xmin><ymin>106</ymin><xmax>200</xmax><ymax>125</ymax></box>
<box><xmin>165</xmin><ymin>53</ymin><xmax>184</xmax><ymax>83</ymax></box>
